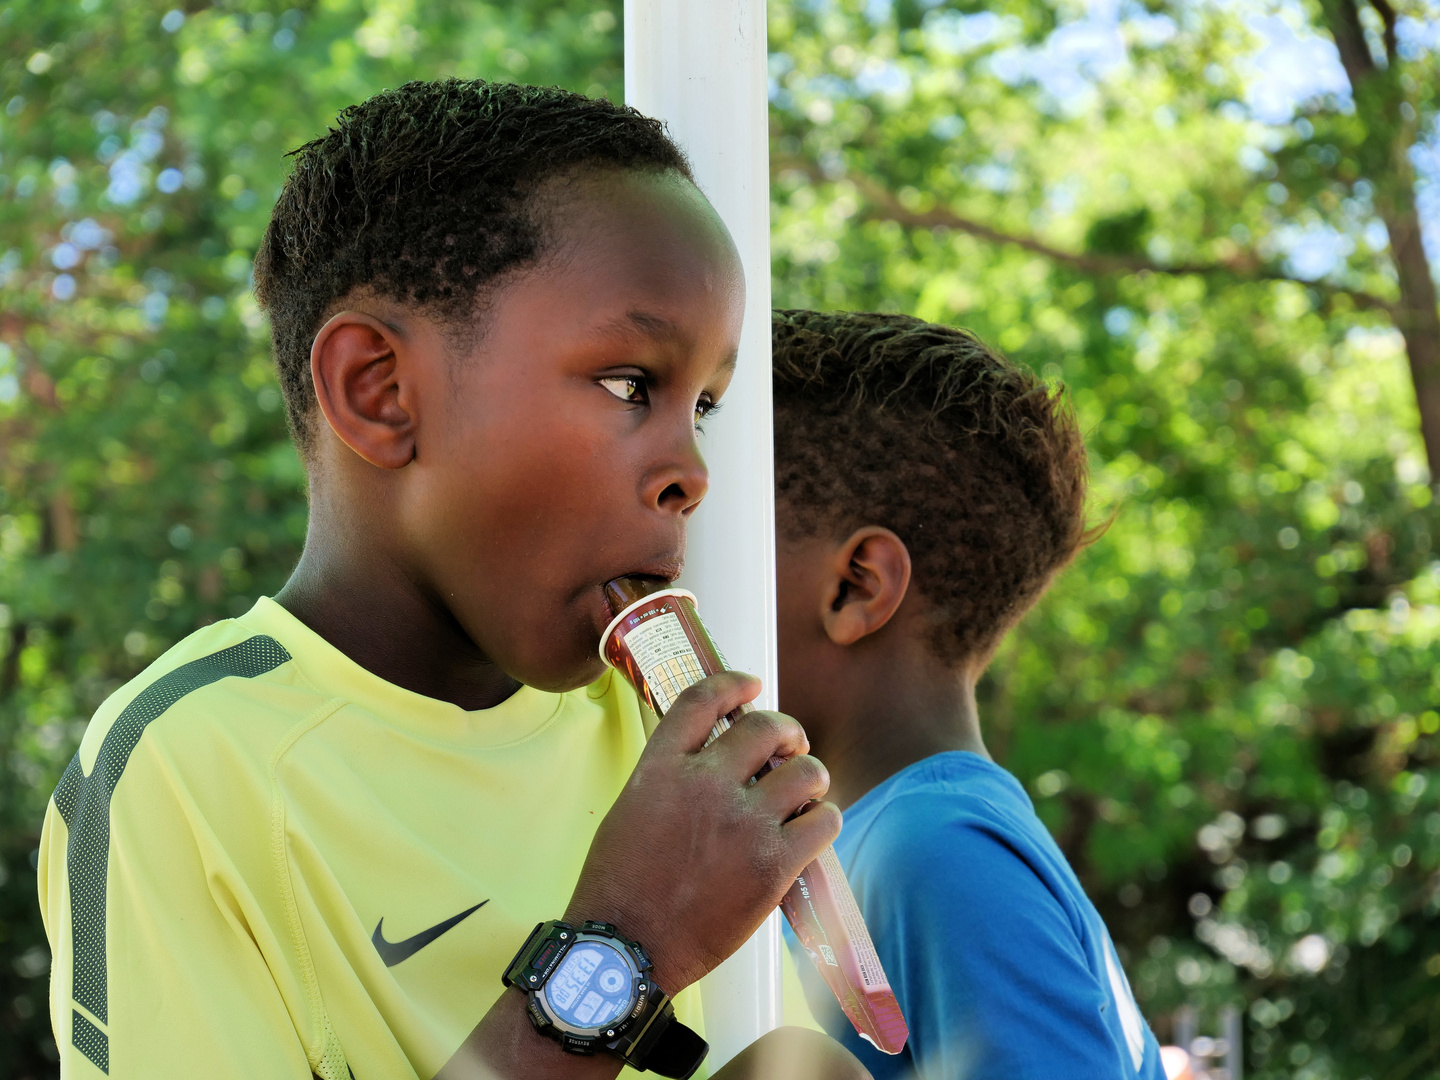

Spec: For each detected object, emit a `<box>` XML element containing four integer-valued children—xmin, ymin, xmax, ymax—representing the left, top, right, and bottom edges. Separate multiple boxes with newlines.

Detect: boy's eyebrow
<box><xmin>628</xmin><ymin>309</ymin><xmax>680</xmax><ymax>338</ymax></box>
<box><xmin>595</xmin><ymin>310</ymin><xmax>739</xmax><ymax>374</ymax></box>
<box><xmin>596</xmin><ymin>309</ymin><xmax>684</xmax><ymax>342</ymax></box>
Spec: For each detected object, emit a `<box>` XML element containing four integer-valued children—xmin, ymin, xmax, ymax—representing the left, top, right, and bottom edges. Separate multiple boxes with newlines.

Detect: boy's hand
<box><xmin>443</xmin><ymin>674</ymin><xmax>843</xmax><ymax>1080</ymax></box>
<box><xmin>565</xmin><ymin>671</ymin><xmax>841</xmax><ymax>991</ymax></box>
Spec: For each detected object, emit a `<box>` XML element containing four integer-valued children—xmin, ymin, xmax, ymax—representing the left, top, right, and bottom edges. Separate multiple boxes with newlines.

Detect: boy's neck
<box><xmin>275</xmin><ymin>500</ymin><xmax>522</xmax><ymax>713</ymax></box>
<box><xmin>805</xmin><ymin>653</ymin><xmax>990</xmax><ymax>811</ymax></box>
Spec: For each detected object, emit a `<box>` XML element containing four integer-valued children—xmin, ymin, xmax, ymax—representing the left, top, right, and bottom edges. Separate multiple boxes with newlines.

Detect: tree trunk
<box><xmin>1318</xmin><ymin>0</ymin><xmax>1440</xmax><ymax>480</ymax></box>
<box><xmin>1384</xmin><ymin>202</ymin><xmax>1440</xmax><ymax>478</ymax></box>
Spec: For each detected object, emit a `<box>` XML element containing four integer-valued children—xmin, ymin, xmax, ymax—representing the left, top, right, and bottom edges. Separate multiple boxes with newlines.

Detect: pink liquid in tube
<box><xmin>599</xmin><ymin>581</ymin><xmax>909</xmax><ymax>1056</ymax></box>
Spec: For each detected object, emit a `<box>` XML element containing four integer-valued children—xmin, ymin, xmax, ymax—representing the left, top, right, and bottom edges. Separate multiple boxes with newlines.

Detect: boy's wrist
<box><xmin>562</xmin><ymin>893</ymin><xmax>691</xmax><ymax>994</ymax></box>
<box><xmin>448</xmin><ymin>988</ymin><xmax>623</xmax><ymax>1080</ymax></box>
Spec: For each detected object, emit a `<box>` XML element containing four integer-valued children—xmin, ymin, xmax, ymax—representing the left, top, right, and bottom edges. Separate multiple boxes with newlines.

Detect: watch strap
<box><xmin>624</xmin><ymin>1003</ymin><xmax>708</xmax><ymax>1080</ymax></box>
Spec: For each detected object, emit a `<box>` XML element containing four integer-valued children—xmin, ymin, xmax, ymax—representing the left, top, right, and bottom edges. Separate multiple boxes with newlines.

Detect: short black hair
<box><xmin>772</xmin><ymin>309</ymin><xmax>1094</xmax><ymax>665</ymax></box>
<box><xmin>254</xmin><ymin>78</ymin><xmax>692</xmax><ymax>449</ymax></box>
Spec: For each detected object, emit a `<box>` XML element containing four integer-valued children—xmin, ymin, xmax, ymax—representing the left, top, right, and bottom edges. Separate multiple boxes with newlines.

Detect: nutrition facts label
<box><xmin>623</xmin><ymin>611</ymin><xmax>705</xmax><ymax>715</ymax></box>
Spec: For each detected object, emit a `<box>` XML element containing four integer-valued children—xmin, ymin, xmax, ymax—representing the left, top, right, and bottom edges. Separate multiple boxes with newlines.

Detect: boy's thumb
<box><xmin>646</xmin><ymin>670</ymin><xmax>762</xmax><ymax>754</ymax></box>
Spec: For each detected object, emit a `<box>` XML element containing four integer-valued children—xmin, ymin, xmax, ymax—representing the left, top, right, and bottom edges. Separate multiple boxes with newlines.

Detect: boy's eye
<box><xmin>599</xmin><ymin>376</ymin><xmax>647</xmax><ymax>404</ymax></box>
<box><xmin>694</xmin><ymin>396</ymin><xmax>721</xmax><ymax>426</ymax></box>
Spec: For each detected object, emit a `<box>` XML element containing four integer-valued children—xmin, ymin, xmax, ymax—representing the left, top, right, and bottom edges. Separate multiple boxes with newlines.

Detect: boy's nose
<box><xmin>643</xmin><ymin>440</ymin><xmax>709</xmax><ymax>517</ymax></box>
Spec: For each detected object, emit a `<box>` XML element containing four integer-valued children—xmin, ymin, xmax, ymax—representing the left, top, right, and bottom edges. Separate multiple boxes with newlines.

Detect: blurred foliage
<box><xmin>2</xmin><ymin>1</ymin><xmax>1438</xmax><ymax>1078</ymax></box>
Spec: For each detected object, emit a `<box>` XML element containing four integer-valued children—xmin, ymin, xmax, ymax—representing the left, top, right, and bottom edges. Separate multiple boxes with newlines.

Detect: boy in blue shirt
<box><xmin>770</xmin><ymin>309</ymin><xmax>1165</xmax><ymax>1080</ymax></box>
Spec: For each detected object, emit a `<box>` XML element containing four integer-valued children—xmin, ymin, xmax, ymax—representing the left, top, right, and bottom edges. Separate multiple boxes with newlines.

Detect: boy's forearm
<box><xmin>437</xmin><ymin>990</ymin><xmax>624</xmax><ymax>1080</ymax></box>
<box><xmin>438</xmin><ymin>1000</ymin><xmax>874</xmax><ymax>1080</ymax></box>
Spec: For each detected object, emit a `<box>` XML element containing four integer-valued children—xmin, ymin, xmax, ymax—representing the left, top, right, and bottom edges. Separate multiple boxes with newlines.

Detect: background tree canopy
<box><xmin>2</xmin><ymin>2</ymin><xmax>1437</xmax><ymax>1078</ymax></box>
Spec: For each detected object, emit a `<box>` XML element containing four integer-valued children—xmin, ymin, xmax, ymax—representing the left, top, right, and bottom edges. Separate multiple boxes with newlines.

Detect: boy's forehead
<box><xmin>474</xmin><ymin>170</ymin><xmax>744</xmax><ymax>352</ymax></box>
<box><xmin>545</xmin><ymin>170</ymin><xmax>740</xmax><ymax>284</ymax></box>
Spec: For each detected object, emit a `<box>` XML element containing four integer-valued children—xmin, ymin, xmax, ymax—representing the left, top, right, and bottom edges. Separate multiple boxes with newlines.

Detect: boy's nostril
<box><xmin>658</xmin><ymin>482</ymin><xmax>687</xmax><ymax>506</ymax></box>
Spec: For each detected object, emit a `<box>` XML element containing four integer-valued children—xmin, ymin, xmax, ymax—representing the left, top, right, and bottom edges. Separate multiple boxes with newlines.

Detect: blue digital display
<box><xmin>543</xmin><ymin>941</ymin><xmax>634</xmax><ymax>1030</ymax></box>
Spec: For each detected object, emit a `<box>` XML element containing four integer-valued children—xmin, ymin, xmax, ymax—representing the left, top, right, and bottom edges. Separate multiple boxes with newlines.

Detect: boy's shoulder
<box><xmin>839</xmin><ymin>752</ymin><xmax>1084</xmax><ymax>924</ymax></box>
<box><xmin>58</xmin><ymin>604</ymin><xmax>324</xmax><ymax>835</ymax></box>
<box><xmin>843</xmin><ymin>752</ymin><xmax>1040</xmax><ymax>854</ymax></box>
<box><xmin>71</xmin><ymin>604</ymin><xmax>318</xmax><ymax>780</ymax></box>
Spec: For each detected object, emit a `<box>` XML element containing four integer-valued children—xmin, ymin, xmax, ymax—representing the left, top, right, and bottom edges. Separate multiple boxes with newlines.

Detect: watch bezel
<box><xmin>531</xmin><ymin>931</ymin><xmax>652</xmax><ymax>1041</ymax></box>
<box><xmin>506</xmin><ymin>921</ymin><xmax>661</xmax><ymax>1054</ymax></box>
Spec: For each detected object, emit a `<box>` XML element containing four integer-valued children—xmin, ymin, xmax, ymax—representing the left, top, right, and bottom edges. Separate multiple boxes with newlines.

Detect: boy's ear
<box><xmin>822</xmin><ymin>526</ymin><xmax>912</xmax><ymax>647</ymax></box>
<box><xmin>309</xmin><ymin>311</ymin><xmax>416</xmax><ymax>469</ymax></box>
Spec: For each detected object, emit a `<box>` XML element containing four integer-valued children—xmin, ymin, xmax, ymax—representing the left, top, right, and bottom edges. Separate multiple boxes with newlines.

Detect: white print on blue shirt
<box><xmin>1105</xmin><ymin>937</ymin><xmax>1148</xmax><ymax>1070</ymax></box>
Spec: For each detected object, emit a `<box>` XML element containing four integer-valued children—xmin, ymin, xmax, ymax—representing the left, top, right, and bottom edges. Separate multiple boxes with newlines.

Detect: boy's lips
<box><xmin>597</xmin><ymin>557</ymin><xmax>684</xmax><ymax>621</ymax></box>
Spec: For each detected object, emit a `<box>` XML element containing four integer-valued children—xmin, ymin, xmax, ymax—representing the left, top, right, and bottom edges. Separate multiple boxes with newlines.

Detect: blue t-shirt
<box><xmin>786</xmin><ymin>752</ymin><xmax>1164</xmax><ymax>1080</ymax></box>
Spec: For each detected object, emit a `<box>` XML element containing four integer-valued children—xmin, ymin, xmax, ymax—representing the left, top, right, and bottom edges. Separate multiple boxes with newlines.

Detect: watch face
<box><xmin>542</xmin><ymin>940</ymin><xmax>636</xmax><ymax>1031</ymax></box>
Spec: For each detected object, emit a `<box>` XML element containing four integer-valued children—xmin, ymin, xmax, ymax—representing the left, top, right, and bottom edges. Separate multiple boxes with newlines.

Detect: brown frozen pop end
<box><xmin>605</xmin><ymin>576</ymin><xmax>665</xmax><ymax>614</ymax></box>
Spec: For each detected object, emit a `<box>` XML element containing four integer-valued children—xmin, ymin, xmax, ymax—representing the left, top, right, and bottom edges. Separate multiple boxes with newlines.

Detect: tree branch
<box><xmin>1369</xmin><ymin>0</ymin><xmax>1399</xmax><ymax>65</ymax></box>
<box><xmin>1315</xmin><ymin>0</ymin><xmax>1440</xmax><ymax>476</ymax></box>
<box><xmin>773</xmin><ymin>156</ymin><xmax>1397</xmax><ymax>315</ymax></box>
<box><xmin>1320</xmin><ymin>0</ymin><xmax>1378</xmax><ymax>87</ymax></box>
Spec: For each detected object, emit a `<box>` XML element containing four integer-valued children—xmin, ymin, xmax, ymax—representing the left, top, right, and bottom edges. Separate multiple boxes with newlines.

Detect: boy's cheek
<box><xmin>455</xmin><ymin>430</ymin><xmax>624</xmax><ymax>537</ymax></box>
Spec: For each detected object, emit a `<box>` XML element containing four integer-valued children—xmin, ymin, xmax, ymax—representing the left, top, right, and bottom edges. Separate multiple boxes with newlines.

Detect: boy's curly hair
<box><xmin>772</xmin><ymin>309</ymin><xmax>1096</xmax><ymax>666</ymax></box>
<box><xmin>254</xmin><ymin>78</ymin><xmax>691</xmax><ymax>449</ymax></box>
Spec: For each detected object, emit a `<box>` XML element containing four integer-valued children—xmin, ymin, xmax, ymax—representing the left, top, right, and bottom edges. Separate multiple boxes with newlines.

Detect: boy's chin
<box><xmin>514</xmin><ymin>651</ymin><xmax>610</xmax><ymax>695</ymax></box>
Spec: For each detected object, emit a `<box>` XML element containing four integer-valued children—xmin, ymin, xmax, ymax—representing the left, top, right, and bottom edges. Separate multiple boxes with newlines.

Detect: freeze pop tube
<box><xmin>599</xmin><ymin>579</ymin><xmax>909</xmax><ymax>1056</ymax></box>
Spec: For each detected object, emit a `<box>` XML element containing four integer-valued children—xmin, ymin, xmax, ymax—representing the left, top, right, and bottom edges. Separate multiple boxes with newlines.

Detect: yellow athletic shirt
<box><xmin>39</xmin><ymin>596</ymin><xmax>814</xmax><ymax>1079</ymax></box>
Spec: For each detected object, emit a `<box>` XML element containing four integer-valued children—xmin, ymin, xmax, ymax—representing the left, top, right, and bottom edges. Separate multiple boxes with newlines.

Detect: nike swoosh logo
<box><xmin>372</xmin><ymin>900</ymin><xmax>488</xmax><ymax>967</ymax></box>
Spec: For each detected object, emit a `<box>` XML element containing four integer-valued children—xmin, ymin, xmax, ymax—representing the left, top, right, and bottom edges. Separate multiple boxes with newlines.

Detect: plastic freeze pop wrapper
<box><xmin>599</xmin><ymin>578</ymin><xmax>909</xmax><ymax>1056</ymax></box>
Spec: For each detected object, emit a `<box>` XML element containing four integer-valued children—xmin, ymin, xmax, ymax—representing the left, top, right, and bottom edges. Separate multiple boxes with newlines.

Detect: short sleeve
<box><xmin>842</xmin><ymin>793</ymin><xmax>1136</xmax><ymax>1080</ymax></box>
<box><xmin>39</xmin><ymin>736</ymin><xmax>315</xmax><ymax>1079</ymax></box>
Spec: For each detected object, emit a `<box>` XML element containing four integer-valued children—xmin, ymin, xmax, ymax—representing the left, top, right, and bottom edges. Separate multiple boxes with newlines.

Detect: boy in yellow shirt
<box><xmin>38</xmin><ymin>80</ymin><xmax>862</xmax><ymax>1080</ymax></box>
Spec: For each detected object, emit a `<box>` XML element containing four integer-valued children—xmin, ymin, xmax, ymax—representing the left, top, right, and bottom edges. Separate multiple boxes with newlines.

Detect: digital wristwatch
<box><xmin>503</xmin><ymin>919</ymin><xmax>708</xmax><ymax>1079</ymax></box>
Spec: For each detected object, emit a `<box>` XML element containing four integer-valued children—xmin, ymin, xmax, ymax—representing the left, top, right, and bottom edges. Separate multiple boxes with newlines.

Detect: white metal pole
<box><xmin>624</xmin><ymin>0</ymin><xmax>783</xmax><ymax>1068</ymax></box>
